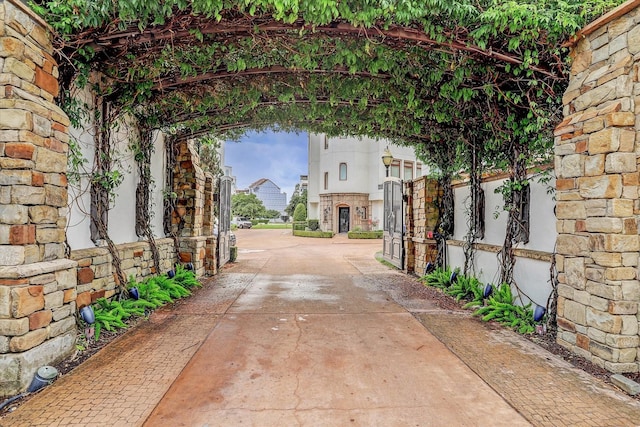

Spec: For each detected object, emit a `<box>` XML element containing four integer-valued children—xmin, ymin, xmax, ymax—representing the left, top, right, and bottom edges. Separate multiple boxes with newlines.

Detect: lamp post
<box><xmin>381</xmin><ymin>147</ymin><xmax>393</xmax><ymax>177</ymax></box>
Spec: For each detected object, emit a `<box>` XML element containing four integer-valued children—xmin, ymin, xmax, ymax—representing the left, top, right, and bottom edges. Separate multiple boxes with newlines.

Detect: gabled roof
<box><xmin>248</xmin><ymin>178</ymin><xmax>281</xmax><ymax>190</ymax></box>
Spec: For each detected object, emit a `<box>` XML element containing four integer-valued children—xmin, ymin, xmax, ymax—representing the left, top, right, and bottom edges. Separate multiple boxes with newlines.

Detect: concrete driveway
<box><xmin>143</xmin><ymin>229</ymin><xmax>526</xmax><ymax>426</ymax></box>
<box><xmin>6</xmin><ymin>229</ymin><xmax>640</xmax><ymax>426</ymax></box>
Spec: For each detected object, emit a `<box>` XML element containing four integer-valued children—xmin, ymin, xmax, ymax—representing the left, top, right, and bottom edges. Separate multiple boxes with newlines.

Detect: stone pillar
<box><xmin>203</xmin><ymin>172</ymin><xmax>214</xmax><ymax>236</ymax></box>
<box><xmin>172</xmin><ymin>140</ymin><xmax>205</xmax><ymax>238</ymax></box>
<box><xmin>0</xmin><ymin>0</ymin><xmax>77</xmax><ymax>396</ymax></box>
<box><xmin>410</xmin><ymin>177</ymin><xmax>441</xmax><ymax>275</ymax></box>
<box><xmin>171</xmin><ymin>140</ymin><xmax>208</xmax><ymax>276</ymax></box>
<box><xmin>404</xmin><ymin>180</ymin><xmax>415</xmax><ymax>273</ymax></box>
<box><xmin>555</xmin><ymin>5</ymin><xmax>640</xmax><ymax>373</ymax></box>
<box><xmin>202</xmin><ymin>173</ymin><xmax>217</xmax><ymax>276</ymax></box>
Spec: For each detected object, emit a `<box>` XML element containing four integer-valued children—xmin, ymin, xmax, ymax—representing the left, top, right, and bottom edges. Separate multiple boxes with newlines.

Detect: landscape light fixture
<box><xmin>382</xmin><ymin>147</ymin><xmax>393</xmax><ymax>177</ymax></box>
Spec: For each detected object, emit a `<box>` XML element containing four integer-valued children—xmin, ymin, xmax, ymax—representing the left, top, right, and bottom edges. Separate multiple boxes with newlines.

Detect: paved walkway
<box><xmin>2</xmin><ymin>229</ymin><xmax>640</xmax><ymax>426</ymax></box>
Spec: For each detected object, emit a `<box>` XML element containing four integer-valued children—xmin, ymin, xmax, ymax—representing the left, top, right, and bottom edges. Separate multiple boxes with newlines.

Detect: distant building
<box><xmin>307</xmin><ymin>134</ymin><xmax>424</xmax><ymax>233</ymax></box>
<box><xmin>292</xmin><ymin>175</ymin><xmax>308</xmax><ymax>198</ymax></box>
<box><xmin>248</xmin><ymin>178</ymin><xmax>287</xmax><ymax>215</ymax></box>
<box><xmin>298</xmin><ymin>174</ymin><xmax>308</xmax><ymax>193</ymax></box>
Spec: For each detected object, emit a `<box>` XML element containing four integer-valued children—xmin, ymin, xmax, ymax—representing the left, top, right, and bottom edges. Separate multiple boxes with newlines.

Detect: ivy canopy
<box><xmin>35</xmin><ymin>0</ymin><xmax>623</xmax><ymax>171</ymax></box>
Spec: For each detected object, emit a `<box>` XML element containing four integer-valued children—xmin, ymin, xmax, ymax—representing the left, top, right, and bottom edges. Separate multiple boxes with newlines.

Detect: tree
<box><xmin>265</xmin><ymin>209</ymin><xmax>281</xmax><ymax>219</ymax></box>
<box><xmin>231</xmin><ymin>193</ymin><xmax>266</xmax><ymax>219</ymax></box>
<box><xmin>286</xmin><ymin>189</ymin><xmax>307</xmax><ymax>217</ymax></box>
<box><xmin>293</xmin><ymin>203</ymin><xmax>307</xmax><ymax>221</ymax></box>
<box><xmin>197</xmin><ymin>136</ymin><xmax>223</xmax><ymax>177</ymax></box>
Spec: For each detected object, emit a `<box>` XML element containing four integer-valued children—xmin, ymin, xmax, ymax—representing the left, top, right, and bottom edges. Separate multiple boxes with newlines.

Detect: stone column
<box><xmin>203</xmin><ymin>172</ymin><xmax>217</xmax><ymax>276</ymax></box>
<box><xmin>0</xmin><ymin>0</ymin><xmax>77</xmax><ymax>397</ymax></box>
<box><xmin>203</xmin><ymin>172</ymin><xmax>214</xmax><ymax>236</ymax></box>
<box><xmin>171</xmin><ymin>140</ymin><xmax>207</xmax><ymax>276</ymax></box>
<box><xmin>555</xmin><ymin>6</ymin><xmax>640</xmax><ymax>373</ymax></box>
<box><xmin>404</xmin><ymin>180</ymin><xmax>415</xmax><ymax>273</ymax></box>
<box><xmin>410</xmin><ymin>177</ymin><xmax>441</xmax><ymax>275</ymax></box>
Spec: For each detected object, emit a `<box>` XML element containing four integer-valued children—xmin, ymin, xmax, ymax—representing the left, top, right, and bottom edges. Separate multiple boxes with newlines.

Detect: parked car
<box><xmin>237</xmin><ymin>220</ymin><xmax>252</xmax><ymax>229</ymax></box>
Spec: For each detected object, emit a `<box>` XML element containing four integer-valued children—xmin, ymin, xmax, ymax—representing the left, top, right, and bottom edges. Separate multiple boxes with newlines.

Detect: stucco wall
<box><xmin>67</xmin><ymin>90</ymin><xmax>167</xmax><ymax>249</ymax></box>
<box><xmin>409</xmin><ymin>171</ymin><xmax>556</xmax><ymax>309</ymax></box>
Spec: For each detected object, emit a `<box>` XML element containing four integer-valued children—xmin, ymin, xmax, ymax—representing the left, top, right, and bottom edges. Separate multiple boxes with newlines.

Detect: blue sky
<box><xmin>224</xmin><ymin>130</ymin><xmax>308</xmax><ymax>202</ymax></box>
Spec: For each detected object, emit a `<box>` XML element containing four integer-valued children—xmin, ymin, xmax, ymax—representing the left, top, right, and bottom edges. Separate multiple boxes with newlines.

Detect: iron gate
<box><xmin>382</xmin><ymin>178</ymin><xmax>404</xmax><ymax>269</ymax></box>
<box><xmin>217</xmin><ymin>175</ymin><xmax>232</xmax><ymax>268</ymax></box>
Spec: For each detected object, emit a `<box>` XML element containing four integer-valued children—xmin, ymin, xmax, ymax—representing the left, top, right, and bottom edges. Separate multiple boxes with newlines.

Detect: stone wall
<box><xmin>171</xmin><ymin>140</ymin><xmax>215</xmax><ymax>276</ymax></box>
<box><xmin>69</xmin><ymin>238</ymin><xmax>176</xmax><ymax>306</ymax></box>
<box><xmin>319</xmin><ymin>193</ymin><xmax>370</xmax><ymax>233</ymax></box>
<box><xmin>0</xmin><ymin>0</ymin><xmax>76</xmax><ymax>396</ymax></box>
<box><xmin>0</xmin><ymin>0</ymin><xmax>68</xmax><ymax>265</ymax></box>
<box><xmin>556</xmin><ymin>3</ymin><xmax>640</xmax><ymax>373</ymax></box>
<box><xmin>407</xmin><ymin>176</ymin><xmax>441</xmax><ymax>275</ymax></box>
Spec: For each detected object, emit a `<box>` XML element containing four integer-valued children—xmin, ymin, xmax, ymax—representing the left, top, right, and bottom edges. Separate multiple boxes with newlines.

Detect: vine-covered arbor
<box><xmin>0</xmin><ymin>0</ymin><xmax>635</xmax><ymax>396</ymax></box>
<box><xmin>40</xmin><ymin>0</ymin><xmax>616</xmax><ymax>282</ymax></box>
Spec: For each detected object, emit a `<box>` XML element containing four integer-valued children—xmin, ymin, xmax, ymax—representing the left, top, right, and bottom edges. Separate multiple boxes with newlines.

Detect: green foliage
<box><xmin>286</xmin><ymin>189</ymin><xmax>307</xmax><ymax>217</ymax></box>
<box><xmin>347</xmin><ymin>230</ymin><xmax>382</xmax><ymax>239</ymax></box>
<box><xmin>265</xmin><ymin>209</ymin><xmax>281</xmax><ymax>219</ymax></box>
<box><xmin>35</xmin><ymin>0</ymin><xmax>627</xmax><ymax>222</ymax></box>
<box><xmin>231</xmin><ymin>193</ymin><xmax>267</xmax><ymax>219</ymax></box>
<box><xmin>307</xmin><ymin>219</ymin><xmax>319</xmax><ymax>231</ymax></box>
<box><xmin>421</xmin><ymin>267</ymin><xmax>482</xmax><ymax>304</ymax></box>
<box><xmin>421</xmin><ymin>267</ymin><xmax>455</xmax><ymax>289</ymax></box>
<box><xmin>293</xmin><ymin>221</ymin><xmax>306</xmax><ymax>231</ymax></box>
<box><xmin>92</xmin><ymin>170</ymin><xmax>123</xmax><ymax>195</ymax></box>
<box><xmin>89</xmin><ymin>266</ymin><xmax>201</xmax><ymax>340</ymax></box>
<box><xmin>196</xmin><ymin>136</ymin><xmax>223</xmax><ymax>176</ymax></box>
<box><xmin>293</xmin><ymin>203</ymin><xmax>307</xmax><ymax>221</ymax></box>
<box><xmin>67</xmin><ymin>137</ymin><xmax>87</xmax><ymax>185</ymax></box>
<box><xmin>446</xmin><ymin>274</ymin><xmax>484</xmax><ymax>303</ymax></box>
<box><xmin>472</xmin><ymin>283</ymin><xmax>536</xmax><ymax>334</ymax></box>
<box><xmin>421</xmin><ymin>269</ymin><xmax>537</xmax><ymax>334</ymax></box>
<box><xmin>293</xmin><ymin>229</ymin><xmax>334</xmax><ymax>238</ymax></box>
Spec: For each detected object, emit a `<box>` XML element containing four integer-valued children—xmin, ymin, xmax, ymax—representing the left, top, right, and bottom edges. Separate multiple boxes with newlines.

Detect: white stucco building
<box><xmin>248</xmin><ymin>178</ymin><xmax>287</xmax><ymax>215</ymax></box>
<box><xmin>308</xmin><ymin>134</ymin><xmax>424</xmax><ymax>233</ymax></box>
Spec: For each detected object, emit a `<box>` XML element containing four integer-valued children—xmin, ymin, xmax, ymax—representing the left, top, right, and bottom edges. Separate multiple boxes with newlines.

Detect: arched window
<box><xmin>339</xmin><ymin>163</ymin><xmax>347</xmax><ymax>180</ymax></box>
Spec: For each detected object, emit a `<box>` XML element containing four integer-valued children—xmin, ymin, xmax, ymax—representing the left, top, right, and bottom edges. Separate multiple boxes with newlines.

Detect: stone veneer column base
<box><xmin>0</xmin><ymin>259</ymin><xmax>78</xmax><ymax>397</ymax></box>
<box><xmin>177</xmin><ymin>236</ymin><xmax>209</xmax><ymax>277</ymax></box>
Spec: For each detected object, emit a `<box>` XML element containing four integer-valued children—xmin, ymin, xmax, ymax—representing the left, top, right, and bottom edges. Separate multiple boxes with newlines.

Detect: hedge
<box><xmin>293</xmin><ymin>230</ymin><xmax>334</xmax><ymax>238</ymax></box>
<box><xmin>347</xmin><ymin>230</ymin><xmax>383</xmax><ymax>239</ymax></box>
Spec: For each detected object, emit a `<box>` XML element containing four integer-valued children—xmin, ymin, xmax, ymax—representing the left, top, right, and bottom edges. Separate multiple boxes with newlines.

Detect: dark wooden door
<box><xmin>339</xmin><ymin>207</ymin><xmax>350</xmax><ymax>233</ymax></box>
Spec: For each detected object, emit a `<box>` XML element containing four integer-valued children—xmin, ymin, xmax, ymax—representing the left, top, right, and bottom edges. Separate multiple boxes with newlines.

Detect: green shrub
<box><xmin>347</xmin><ymin>230</ymin><xmax>383</xmax><ymax>239</ymax></box>
<box><xmin>230</xmin><ymin>246</ymin><xmax>237</xmax><ymax>262</ymax></box>
<box><xmin>446</xmin><ymin>274</ymin><xmax>483</xmax><ymax>303</ymax></box>
<box><xmin>293</xmin><ymin>203</ymin><xmax>306</xmax><ymax>221</ymax></box>
<box><xmin>308</xmin><ymin>219</ymin><xmax>319</xmax><ymax>231</ymax></box>
<box><xmin>89</xmin><ymin>266</ymin><xmax>201</xmax><ymax>340</ymax></box>
<box><xmin>293</xmin><ymin>221</ymin><xmax>306</xmax><ymax>231</ymax></box>
<box><xmin>420</xmin><ymin>266</ymin><xmax>455</xmax><ymax>289</ymax></box>
<box><xmin>293</xmin><ymin>230</ymin><xmax>334</xmax><ymax>238</ymax></box>
<box><xmin>420</xmin><ymin>267</ymin><xmax>538</xmax><ymax>335</ymax></box>
<box><xmin>472</xmin><ymin>283</ymin><xmax>536</xmax><ymax>334</ymax></box>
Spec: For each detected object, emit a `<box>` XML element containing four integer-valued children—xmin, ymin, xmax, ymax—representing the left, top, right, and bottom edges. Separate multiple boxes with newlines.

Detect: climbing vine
<box><xmin>132</xmin><ymin>129</ymin><xmax>162</xmax><ymax>276</ymax></box>
<box><xmin>31</xmin><ymin>0</ymin><xmax>626</xmax><ymax>296</ymax></box>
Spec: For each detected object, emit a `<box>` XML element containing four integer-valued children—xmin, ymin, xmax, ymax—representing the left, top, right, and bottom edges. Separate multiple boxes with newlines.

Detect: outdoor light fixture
<box><xmin>381</xmin><ymin>147</ymin><xmax>393</xmax><ymax>177</ymax></box>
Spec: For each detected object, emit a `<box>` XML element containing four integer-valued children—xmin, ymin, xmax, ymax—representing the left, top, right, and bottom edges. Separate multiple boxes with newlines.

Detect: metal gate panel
<box><xmin>382</xmin><ymin>178</ymin><xmax>404</xmax><ymax>269</ymax></box>
<box><xmin>217</xmin><ymin>176</ymin><xmax>232</xmax><ymax>268</ymax></box>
